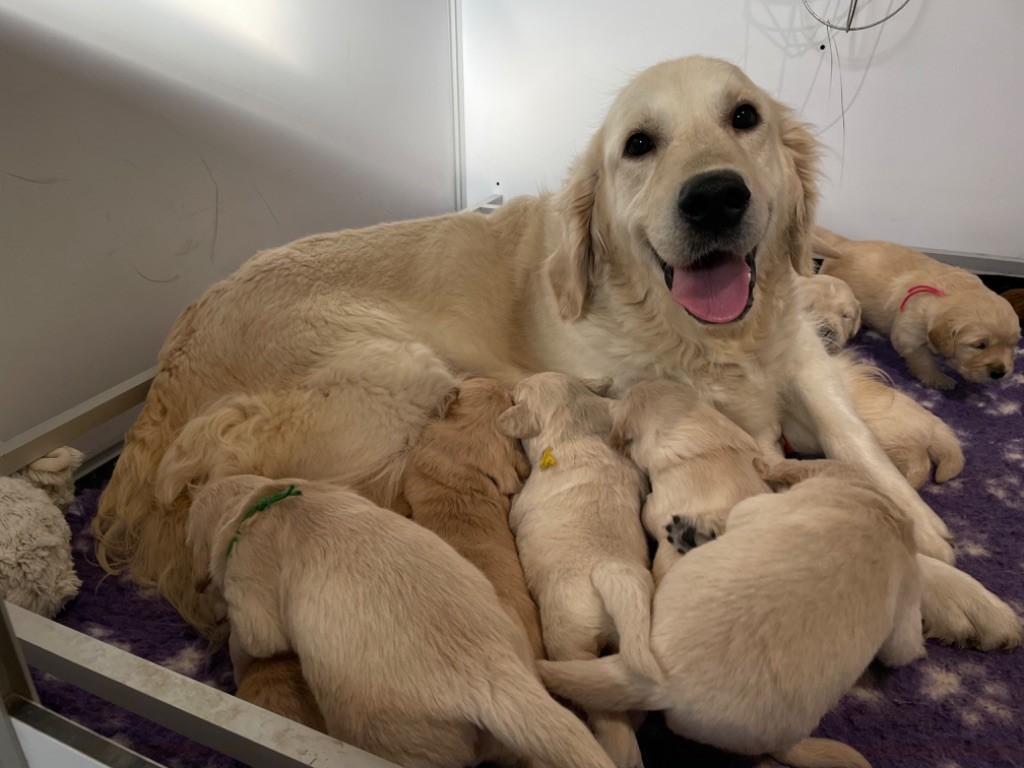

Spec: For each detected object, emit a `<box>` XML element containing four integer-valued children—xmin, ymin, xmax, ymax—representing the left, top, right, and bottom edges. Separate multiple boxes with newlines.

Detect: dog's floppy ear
<box><xmin>498</xmin><ymin>402</ymin><xmax>542</xmax><ymax>439</ymax></box>
<box><xmin>548</xmin><ymin>139</ymin><xmax>603</xmax><ymax>321</ymax></box>
<box><xmin>434</xmin><ymin>386</ymin><xmax>460</xmax><ymax>419</ymax></box>
<box><xmin>851</xmin><ymin>301</ymin><xmax>863</xmax><ymax>338</ymax></box>
<box><xmin>928</xmin><ymin>314</ymin><xmax>959</xmax><ymax>358</ymax></box>
<box><xmin>779</xmin><ymin>110</ymin><xmax>822</xmax><ymax>277</ymax></box>
<box><xmin>581</xmin><ymin>377</ymin><xmax>614</xmax><ymax>397</ymax></box>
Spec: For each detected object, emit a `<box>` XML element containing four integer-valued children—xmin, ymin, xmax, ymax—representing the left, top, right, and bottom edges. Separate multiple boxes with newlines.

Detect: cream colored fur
<box><xmin>538</xmin><ymin>459</ymin><xmax>926</xmax><ymax>768</ymax></box>
<box><xmin>784</xmin><ymin>354</ymin><xmax>964</xmax><ymax>488</ymax></box>
<box><xmin>95</xmin><ymin>56</ymin><xmax>1015</xmax><ymax>650</ymax></box>
<box><xmin>500</xmin><ymin>373</ymin><xmax>658</xmax><ymax>768</ymax></box>
<box><xmin>188</xmin><ymin>475</ymin><xmax>615</xmax><ymax>768</ymax></box>
<box><xmin>815</xmin><ymin>227</ymin><xmax>1020</xmax><ymax>389</ymax></box>
<box><xmin>609</xmin><ymin>380</ymin><xmax>769</xmax><ymax>583</ymax></box>
<box><xmin>794</xmin><ymin>273</ymin><xmax>862</xmax><ymax>351</ymax></box>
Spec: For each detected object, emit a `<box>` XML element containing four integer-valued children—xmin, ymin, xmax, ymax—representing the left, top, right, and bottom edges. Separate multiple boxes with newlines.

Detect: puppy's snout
<box><xmin>678</xmin><ymin>170</ymin><xmax>751</xmax><ymax>234</ymax></box>
<box><xmin>989</xmin><ymin>365</ymin><xmax>1006</xmax><ymax>380</ymax></box>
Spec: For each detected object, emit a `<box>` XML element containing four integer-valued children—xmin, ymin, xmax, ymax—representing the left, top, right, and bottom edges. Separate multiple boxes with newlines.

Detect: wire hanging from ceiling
<box><xmin>802</xmin><ymin>0</ymin><xmax>912</xmax><ymax>32</ymax></box>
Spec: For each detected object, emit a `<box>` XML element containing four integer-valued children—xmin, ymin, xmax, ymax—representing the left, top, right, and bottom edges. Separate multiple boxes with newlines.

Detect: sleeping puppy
<box><xmin>784</xmin><ymin>355</ymin><xmax>964</xmax><ymax>488</ymax></box>
<box><xmin>500</xmin><ymin>372</ymin><xmax>659</xmax><ymax>768</ymax></box>
<box><xmin>188</xmin><ymin>475</ymin><xmax>615</xmax><ymax>768</ymax></box>
<box><xmin>538</xmin><ymin>459</ymin><xmax>925</xmax><ymax>768</ymax></box>
<box><xmin>404</xmin><ymin>378</ymin><xmax>544</xmax><ymax>659</ymax></box>
<box><xmin>816</xmin><ymin>227</ymin><xmax>1021</xmax><ymax>389</ymax></box>
<box><xmin>609</xmin><ymin>380</ymin><xmax>769</xmax><ymax>584</ymax></box>
<box><xmin>794</xmin><ymin>272</ymin><xmax>862</xmax><ymax>351</ymax></box>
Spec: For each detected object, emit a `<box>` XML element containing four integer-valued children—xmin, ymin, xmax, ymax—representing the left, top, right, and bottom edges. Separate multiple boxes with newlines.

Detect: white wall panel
<box><xmin>463</xmin><ymin>1</ymin><xmax>1024</xmax><ymax>265</ymax></box>
<box><xmin>0</xmin><ymin>0</ymin><xmax>456</xmax><ymax>439</ymax></box>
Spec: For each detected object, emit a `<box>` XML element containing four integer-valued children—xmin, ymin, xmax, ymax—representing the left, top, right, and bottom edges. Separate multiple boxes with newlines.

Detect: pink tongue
<box><xmin>669</xmin><ymin>253</ymin><xmax>751</xmax><ymax>323</ymax></box>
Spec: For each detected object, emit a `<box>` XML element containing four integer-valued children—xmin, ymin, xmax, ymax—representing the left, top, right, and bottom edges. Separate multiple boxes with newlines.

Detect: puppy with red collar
<box><xmin>815</xmin><ymin>227</ymin><xmax>1020</xmax><ymax>389</ymax></box>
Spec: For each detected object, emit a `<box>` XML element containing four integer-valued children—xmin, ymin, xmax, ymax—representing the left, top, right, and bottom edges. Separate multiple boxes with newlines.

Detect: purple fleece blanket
<box><xmin>33</xmin><ymin>331</ymin><xmax>1024</xmax><ymax>768</ymax></box>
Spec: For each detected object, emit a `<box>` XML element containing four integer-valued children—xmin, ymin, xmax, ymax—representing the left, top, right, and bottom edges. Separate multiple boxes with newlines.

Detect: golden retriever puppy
<box><xmin>538</xmin><ymin>459</ymin><xmax>925</xmax><ymax>768</ymax></box>
<box><xmin>235</xmin><ymin>656</ymin><xmax>326</xmax><ymax>733</ymax></box>
<box><xmin>188</xmin><ymin>475</ymin><xmax>615</xmax><ymax>768</ymax></box>
<box><xmin>499</xmin><ymin>373</ymin><xmax>658</xmax><ymax>768</ymax></box>
<box><xmin>609</xmin><ymin>380</ymin><xmax>769</xmax><ymax>583</ymax></box>
<box><xmin>816</xmin><ymin>228</ymin><xmax>1021</xmax><ymax>389</ymax></box>
<box><xmin>784</xmin><ymin>355</ymin><xmax>964</xmax><ymax>488</ymax></box>
<box><xmin>154</xmin><ymin>353</ymin><xmax>456</xmax><ymax>520</ymax></box>
<box><xmin>403</xmin><ymin>378</ymin><xmax>544</xmax><ymax>659</ymax></box>
<box><xmin>99</xmin><ymin>55</ymin><xmax>1020</xmax><ymax>656</ymax></box>
<box><xmin>794</xmin><ymin>273</ymin><xmax>862</xmax><ymax>351</ymax></box>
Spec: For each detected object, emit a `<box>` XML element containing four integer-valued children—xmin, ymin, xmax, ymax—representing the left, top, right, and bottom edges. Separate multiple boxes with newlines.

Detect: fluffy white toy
<box><xmin>1</xmin><ymin>448</ymin><xmax>82</xmax><ymax>617</ymax></box>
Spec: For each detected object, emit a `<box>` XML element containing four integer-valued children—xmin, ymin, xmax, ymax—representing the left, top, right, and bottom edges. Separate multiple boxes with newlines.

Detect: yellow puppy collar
<box><xmin>539</xmin><ymin>448</ymin><xmax>558</xmax><ymax>470</ymax></box>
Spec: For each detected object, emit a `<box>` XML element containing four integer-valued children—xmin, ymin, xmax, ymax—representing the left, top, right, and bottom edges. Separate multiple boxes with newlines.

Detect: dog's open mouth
<box><xmin>652</xmin><ymin>248</ymin><xmax>757</xmax><ymax>324</ymax></box>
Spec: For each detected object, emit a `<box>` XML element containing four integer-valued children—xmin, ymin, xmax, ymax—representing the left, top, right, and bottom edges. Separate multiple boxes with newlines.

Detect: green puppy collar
<box><xmin>225</xmin><ymin>484</ymin><xmax>302</xmax><ymax>559</ymax></box>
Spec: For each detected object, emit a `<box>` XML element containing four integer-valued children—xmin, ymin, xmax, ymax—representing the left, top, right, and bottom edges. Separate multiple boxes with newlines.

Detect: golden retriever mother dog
<box><xmin>94</xmin><ymin>57</ymin><xmax>1021</xmax><ymax>652</ymax></box>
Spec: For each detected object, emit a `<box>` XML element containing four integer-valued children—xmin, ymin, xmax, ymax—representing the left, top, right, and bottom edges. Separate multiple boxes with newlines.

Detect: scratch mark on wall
<box><xmin>6</xmin><ymin>172</ymin><xmax>69</xmax><ymax>185</ymax></box>
<box><xmin>255</xmin><ymin>185</ymin><xmax>281</xmax><ymax>228</ymax></box>
<box><xmin>198</xmin><ymin>153</ymin><xmax>221</xmax><ymax>264</ymax></box>
<box><xmin>131</xmin><ymin>264</ymin><xmax>181</xmax><ymax>284</ymax></box>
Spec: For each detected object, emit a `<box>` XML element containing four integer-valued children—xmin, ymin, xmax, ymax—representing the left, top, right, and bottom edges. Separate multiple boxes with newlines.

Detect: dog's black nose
<box><xmin>990</xmin><ymin>366</ymin><xmax>1006</xmax><ymax>380</ymax></box>
<box><xmin>678</xmin><ymin>170</ymin><xmax>751</xmax><ymax>234</ymax></box>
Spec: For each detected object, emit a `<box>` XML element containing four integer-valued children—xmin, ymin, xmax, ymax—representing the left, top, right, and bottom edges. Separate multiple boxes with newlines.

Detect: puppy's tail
<box><xmin>591</xmin><ymin>561</ymin><xmax>663</xmax><ymax>682</ymax></box>
<box><xmin>477</xmin><ymin>671</ymin><xmax>617</xmax><ymax>768</ymax></box>
<box><xmin>929</xmin><ymin>422</ymin><xmax>965</xmax><ymax>484</ymax></box>
<box><xmin>536</xmin><ymin>655</ymin><xmax>662</xmax><ymax>712</ymax></box>
<box><xmin>772</xmin><ymin>737</ymin><xmax>871</xmax><ymax>768</ymax></box>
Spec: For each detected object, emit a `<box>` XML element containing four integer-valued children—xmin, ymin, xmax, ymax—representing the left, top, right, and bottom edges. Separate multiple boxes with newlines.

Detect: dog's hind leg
<box><xmin>878</xmin><ymin>564</ymin><xmax>926</xmax><ymax>668</ymax></box>
<box><xmin>542</xmin><ymin>624</ymin><xmax>643</xmax><ymax>768</ymax></box>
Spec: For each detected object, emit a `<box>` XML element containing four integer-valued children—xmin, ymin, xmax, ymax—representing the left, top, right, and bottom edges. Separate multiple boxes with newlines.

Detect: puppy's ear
<box><xmin>780</xmin><ymin>110</ymin><xmax>822</xmax><ymax>277</ymax></box>
<box><xmin>581</xmin><ymin>377</ymin><xmax>614</xmax><ymax>397</ymax></box>
<box><xmin>927</xmin><ymin>315</ymin><xmax>959</xmax><ymax>358</ymax></box>
<box><xmin>434</xmin><ymin>386</ymin><xmax>460</xmax><ymax>419</ymax></box>
<box><xmin>498</xmin><ymin>402</ymin><xmax>542</xmax><ymax>439</ymax></box>
<box><xmin>548</xmin><ymin>139</ymin><xmax>603</xmax><ymax>321</ymax></box>
<box><xmin>851</xmin><ymin>301</ymin><xmax>863</xmax><ymax>338</ymax></box>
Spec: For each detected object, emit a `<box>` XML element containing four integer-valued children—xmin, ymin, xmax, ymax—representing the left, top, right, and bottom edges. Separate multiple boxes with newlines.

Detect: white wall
<box><xmin>0</xmin><ymin>0</ymin><xmax>457</xmax><ymax>440</ymax></box>
<box><xmin>463</xmin><ymin>0</ymin><xmax>1024</xmax><ymax>265</ymax></box>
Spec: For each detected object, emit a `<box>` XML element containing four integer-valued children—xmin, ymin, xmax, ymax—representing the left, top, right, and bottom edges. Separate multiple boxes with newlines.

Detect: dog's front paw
<box><xmin>924</xmin><ymin>588</ymin><xmax>1023</xmax><ymax>652</ymax></box>
<box><xmin>665</xmin><ymin>514</ymin><xmax>721</xmax><ymax>554</ymax></box>
<box><xmin>920</xmin><ymin>372</ymin><xmax>957</xmax><ymax>390</ymax></box>
<box><xmin>920</xmin><ymin>557</ymin><xmax>1023</xmax><ymax>651</ymax></box>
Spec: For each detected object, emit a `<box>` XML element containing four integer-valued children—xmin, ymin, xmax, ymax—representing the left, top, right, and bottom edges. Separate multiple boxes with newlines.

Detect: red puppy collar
<box><xmin>899</xmin><ymin>284</ymin><xmax>947</xmax><ymax>312</ymax></box>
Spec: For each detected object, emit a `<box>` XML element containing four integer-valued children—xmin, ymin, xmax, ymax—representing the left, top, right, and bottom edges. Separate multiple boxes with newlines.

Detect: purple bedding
<box><xmin>34</xmin><ymin>331</ymin><xmax>1024</xmax><ymax>768</ymax></box>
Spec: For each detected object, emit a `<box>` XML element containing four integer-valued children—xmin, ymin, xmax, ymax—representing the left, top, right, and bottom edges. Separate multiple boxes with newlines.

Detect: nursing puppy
<box><xmin>794</xmin><ymin>273</ymin><xmax>862</xmax><ymax>351</ymax></box>
<box><xmin>539</xmin><ymin>459</ymin><xmax>925</xmax><ymax>768</ymax></box>
<box><xmin>188</xmin><ymin>475</ymin><xmax>615</xmax><ymax>768</ymax></box>
<box><xmin>609</xmin><ymin>380</ymin><xmax>769</xmax><ymax>583</ymax></box>
<box><xmin>154</xmin><ymin>352</ymin><xmax>457</xmax><ymax>518</ymax></box>
<box><xmin>404</xmin><ymin>378</ymin><xmax>544</xmax><ymax>659</ymax></box>
<box><xmin>234</xmin><ymin>656</ymin><xmax>326</xmax><ymax>733</ymax></box>
<box><xmin>785</xmin><ymin>356</ymin><xmax>964</xmax><ymax>488</ymax></box>
<box><xmin>500</xmin><ymin>372</ymin><xmax>658</xmax><ymax>768</ymax></box>
<box><xmin>816</xmin><ymin>228</ymin><xmax>1021</xmax><ymax>389</ymax></box>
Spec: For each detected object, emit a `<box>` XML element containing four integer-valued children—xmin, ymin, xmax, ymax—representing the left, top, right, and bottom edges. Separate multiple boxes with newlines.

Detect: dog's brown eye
<box><xmin>973</xmin><ymin>341</ymin><xmax>988</xmax><ymax>349</ymax></box>
<box><xmin>624</xmin><ymin>132</ymin><xmax>655</xmax><ymax>157</ymax></box>
<box><xmin>732</xmin><ymin>104</ymin><xmax>759</xmax><ymax>130</ymax></box>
